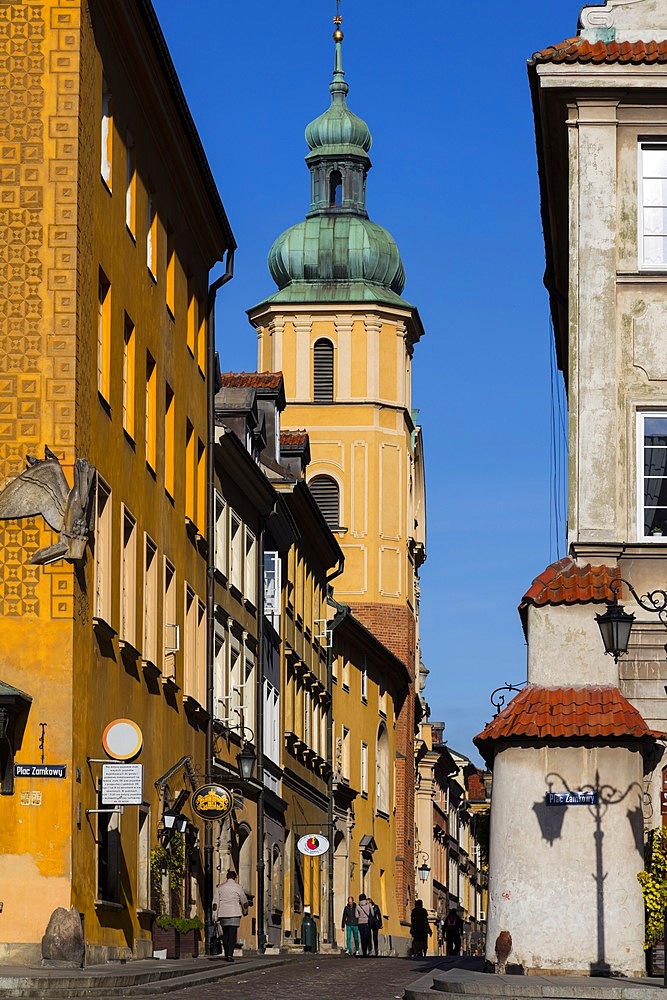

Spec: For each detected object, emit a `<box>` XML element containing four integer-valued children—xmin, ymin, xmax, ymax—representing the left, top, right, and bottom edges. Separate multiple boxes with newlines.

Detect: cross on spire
<box><xmin>333</xmin><ymin>0</ymin><xmax>342</xmax><ymax>26</ymax></box>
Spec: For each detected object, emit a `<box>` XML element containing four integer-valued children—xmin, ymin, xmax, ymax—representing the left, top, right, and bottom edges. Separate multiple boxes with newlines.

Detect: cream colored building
<box><xmin>476</xmin><ymin>0</ymin><xmax>667</xmax><ymax>977</ymax></box>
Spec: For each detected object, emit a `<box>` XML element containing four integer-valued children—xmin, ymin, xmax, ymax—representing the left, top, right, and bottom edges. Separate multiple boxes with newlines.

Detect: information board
<box><xmin>101</xmin><ymin>763</ymin><xmax>143</xmax><ymax>805</ymax></box>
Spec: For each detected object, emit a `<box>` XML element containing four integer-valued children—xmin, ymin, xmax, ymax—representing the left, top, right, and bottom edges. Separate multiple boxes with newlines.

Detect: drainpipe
<box><xmin>255</xmin><ymin>510</ymin><xmax>268</xmax><ymax>953</ymax></box>
<box><xmin>204</xmin><ymin>248</ymin><xmax>235</xmax><ymax>956</ymax></box>
<box><xmin>325</xmin><ymin>577</ymin><xmax>346</xmax><ymax>948</ymax></box>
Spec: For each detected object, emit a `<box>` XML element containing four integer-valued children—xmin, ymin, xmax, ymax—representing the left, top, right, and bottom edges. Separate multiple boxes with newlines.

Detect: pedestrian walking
<box><xmin>212</xmin><ymin>870</ymin><xmax>249</xmax><ymax>962</ymax></box>
<box><xmin>341</xmin><ymin>895</ymin><xmax>360</xmax><ymax>955</ymax></box>
<box><xmin>355</xmin><ymin>892</ymin><xmax>376</xmax><ymax>957</ymax></box>
<box><xmin>444</xmin><ymin>904</ymin><xmax>463</xmax><ymax>956</ymax></box>
<box><xmin>369</xmin><ymin>898</ymin><xmax>382</xmax><ymax>955</ymax></box>
<box><xmin>409</xmin><ymin>899</ymin><xmax>432</xmax><ymax>957</ymax></box>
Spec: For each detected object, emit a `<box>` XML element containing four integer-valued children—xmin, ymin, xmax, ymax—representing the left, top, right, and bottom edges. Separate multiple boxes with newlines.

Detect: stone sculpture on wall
<box><xmin>0</xmin><ymin>448</ymin><xmax>95</xmax><ymax>565</ymax></box>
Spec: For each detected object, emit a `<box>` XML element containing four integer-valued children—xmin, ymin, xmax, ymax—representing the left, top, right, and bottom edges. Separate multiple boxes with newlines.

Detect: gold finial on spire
<box><xmin>333</xmin><ymin>0</ymin><xmax>343</xmax><ymax>41</ymax></box>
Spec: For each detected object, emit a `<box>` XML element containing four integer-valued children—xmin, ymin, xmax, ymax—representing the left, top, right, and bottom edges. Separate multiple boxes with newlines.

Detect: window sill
<box><xmin>119</xmin><ymin>639</ymin><xmax>141</xmax><ymax>663</ymax></box>
<box><xmin>93</xmin><ymin>617</ymin><xmax>117</xmax><ymax>642</ymax></box>
<box><xmin>161</xmin><ymin>675</ymin><xmax>180</xmax><ymax>693</ymax></box>
<box><xmin>136</xmin><ymin>908</ymin><xmax>156</xmax><ymax>918</ymax></box>
<box><xmin>376</xmin><ymin>808</ymin><xmax>390</xmax><ymax>821</ymax></box>
<box><xmin>142</xmin><ymin>658</ymin><xmax>160</xmax><ymax>680</ymax></box>
<box><xmin>95</xmin><ymin>900</ymin><xmax>124</xmax><ymax>912</ymax></box>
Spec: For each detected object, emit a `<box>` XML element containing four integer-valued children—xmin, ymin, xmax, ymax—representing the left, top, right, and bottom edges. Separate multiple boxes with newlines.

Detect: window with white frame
<box><xmin>163</xmin><ymin>558</ymin><xmax>177</xmax><ymax>679</ymax></box>
<box><xmin>304</xmin><ymin>688</ymin><xmax>312</xmax><ymax>747</ymax></box>
<box><xmin>184</xmin><ymin>585</ymin><xmax>197</xmax><ymax>698</ymax></box>
<box><xmin>361</xmin><ymin>655</ymin><xmax>368</xmax><ymax>701</ymax></box>
<box><xmin>376</xmin><ymin>724</ymin><xmax>390</xmax><ymax>813</ymax></box>
<box><xmin>264</xmin><ymin>679</ymin><xmax>280</xmax><ymax>765</ymax></box>
<box><xmin>638</xmin><ymin>412</ymin><xmax>667</xmax><ymax>538</ymax></box>
<box><xmin>245</xmin><ymin>527</ymin><xmax>257</xmax><ymax>606</ymax></box>
<box><xmin>143</xmin><ymin>535</ymin><xmax>158</xmax><ymax>665</ymax></box>
<box><xmin>213</xmin><ymin>627</ymin><xmax>227</xmax><ymax>721</ymax></box>
<box><xmin>100</xmin><ymin>79</ymin><xmax>113</xmax><ymax>189</ymax></box>
<box><xmin>264</xmin><ymin>551</ymin><xmax>281</xmax><ymax>630</ymax></box>
<box><xmin>244</xmin><ymin>649</ymin><xmax>255</xmax><ymax>731</ymax></box>
<box><xmin>361</xmin><ymin>742</ymin><xmax>368</xmax><ymax>795</ymax></box>
<box><xmin>120</xmin><ymin>506</ymin><xmax>137</xmax><ymax>645</ymax></box>
<box><xmin>640</xmin><ymin>144</ymin><xmax>667</xmax><ymax>268</ymax></box>
<box><xmin>341</xmin><ymin>725</ymin><xmax>350</xmax><ymax>781</ymax></box>
<box><xmin>95</xmin><ymin>478</ymin><xmax>112</xmax><ymax>624</ymax></box>
<box><xmin>214</xmin><ymin>492</ymin><xmax>228</xmax><ymax>577</ymax></box>
<box><xmin>230</xmin><ymin>511</ymin><xmax>243</xmax><ymax>592</ymax></box>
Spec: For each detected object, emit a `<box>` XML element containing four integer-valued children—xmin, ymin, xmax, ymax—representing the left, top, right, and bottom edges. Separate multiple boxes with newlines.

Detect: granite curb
<box><xmin>404</xmin><ymin>965</ymin><xmax>667</xmax><ymax>1000</ymax></box>
<box><xmin>0</xmin><ymin>954</ymin><xmax>292</xmax><ymax>998</ymax></box>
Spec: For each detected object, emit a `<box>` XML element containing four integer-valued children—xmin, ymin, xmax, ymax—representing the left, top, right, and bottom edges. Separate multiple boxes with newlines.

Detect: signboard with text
<box><xmin>101</xmin><ymin>763</ymin><xmax>143</xmax><ymax>805</ymax></box>
<box><xmin>14</xmin><ymin>764</ymin><xmax>66</xmax><ymax>779</ymax></box>
<box><xmin>546</xmin><ymin>791</ymin><xmax>597</xmax><ymax>806</ymax></box>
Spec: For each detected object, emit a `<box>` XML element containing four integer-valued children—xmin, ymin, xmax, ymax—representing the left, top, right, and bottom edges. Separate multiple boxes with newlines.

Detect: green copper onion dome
<box><xmin>265</xmin><ymin>23</ymin><xmax>408</xmax><ymax>305</ymax></box>
<box><xmin>304</xmin><ymin>34</ymin><xmax>372</xmax><ymax>158</ymax></box>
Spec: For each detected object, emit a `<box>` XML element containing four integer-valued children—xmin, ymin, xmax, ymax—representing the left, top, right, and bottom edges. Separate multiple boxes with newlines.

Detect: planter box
<box><xmin>151</xmin><ymin>926</ymin><xmax>200</xmax><ymax>959</ymax></box>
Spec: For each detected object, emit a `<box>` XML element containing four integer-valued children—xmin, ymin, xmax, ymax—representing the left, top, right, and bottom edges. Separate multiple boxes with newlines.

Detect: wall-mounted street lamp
<box><xmin>595</xmin><ymin>578</ymin><xmax>667</xmax><ymax>662</ymax></box>
<box><xmin>214</xmin><ymin>724</ymin><xmax>256</xmax><ymax>782</ymax></box>
<box><xmin>163</xmin><ymin>811</ymin><xmax>188</xmax><ymax>833</ymax></box>
<box><xmin>416</xmin><ymin>840</ymin><xmax>431</xmax><ymax>882</ymax></box>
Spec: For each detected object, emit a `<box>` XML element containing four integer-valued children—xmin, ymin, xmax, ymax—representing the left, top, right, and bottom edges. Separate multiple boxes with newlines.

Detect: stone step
<box><xmin>404</xmin><ymin>968</ymin><xmax>667</xmax><ymax>1000</ymax></box>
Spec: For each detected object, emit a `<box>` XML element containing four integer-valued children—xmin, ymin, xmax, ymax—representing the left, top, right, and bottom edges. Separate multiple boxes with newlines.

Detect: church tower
<box><xmin>248</xmin><ymin>15</ymin><xmax>427</xmax><ymax>917</ymax></box>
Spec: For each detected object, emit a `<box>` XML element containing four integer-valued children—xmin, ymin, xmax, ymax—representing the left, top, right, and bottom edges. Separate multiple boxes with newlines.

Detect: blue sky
<box><xmin>152</xmin><ymin>0</ymin><xmax>588</xmax><ymax>763</ymax></box>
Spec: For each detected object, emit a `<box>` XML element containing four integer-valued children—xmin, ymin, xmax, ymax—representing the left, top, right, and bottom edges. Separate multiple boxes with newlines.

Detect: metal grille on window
<box><xmin>313</xmin><ymin>339</ymin><xmax>334</xmax><ymax>402</ymax></box>
<box><xmin>309</xmin><ymin>475</ymin><xmax>339</xmax><ymax>530</ymax></box>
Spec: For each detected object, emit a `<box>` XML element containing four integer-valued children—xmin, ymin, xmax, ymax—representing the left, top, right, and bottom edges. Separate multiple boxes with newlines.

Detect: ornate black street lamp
<box><xmin>595</xmin><ymin>577</ymin><xmax>667</xmax><ymax>661</ymax></box>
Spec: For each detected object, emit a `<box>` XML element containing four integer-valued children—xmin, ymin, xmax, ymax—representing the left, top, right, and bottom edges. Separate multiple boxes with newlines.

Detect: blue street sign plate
<box><xmin>14</xmin><ymin>764</ymin><xmax>66</xmax><ymax>779</ymax></box>
<box><xmin>546</xmin><ymin>791</ymin><xmax>597</xmax><ymax>806</ymax></box>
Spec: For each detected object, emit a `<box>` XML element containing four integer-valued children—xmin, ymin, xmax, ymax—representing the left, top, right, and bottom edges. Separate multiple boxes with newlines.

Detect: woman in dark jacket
<box><xmin>341</xmin><ymin>896</ymin><xmax>359</xmax><ymax>955</ymax></box>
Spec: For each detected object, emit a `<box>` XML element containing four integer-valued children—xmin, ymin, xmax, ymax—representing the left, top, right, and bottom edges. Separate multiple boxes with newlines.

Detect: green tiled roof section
<box><xmin>258</xmin><ymin>280</ymin><xmax>414</xmax><ymax>309</ymax></box>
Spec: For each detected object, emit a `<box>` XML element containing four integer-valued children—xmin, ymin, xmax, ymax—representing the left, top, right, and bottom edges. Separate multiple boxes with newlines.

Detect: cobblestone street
<box><xmin>101</xmin><ymin>955</ymin><xmax>448</xmax><ymax>1000</ymax></box>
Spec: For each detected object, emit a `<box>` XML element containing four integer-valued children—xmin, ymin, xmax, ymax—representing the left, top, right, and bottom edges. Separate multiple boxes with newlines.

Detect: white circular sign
<box><xmin>102</xmin><ymin>719</ymin><xmax>143</xmax><ymax>761</ymax></box>
<box><xmin>297</xmin><ymin>834</ymin><xmax>330</xmax><ymax>857</ymax></box>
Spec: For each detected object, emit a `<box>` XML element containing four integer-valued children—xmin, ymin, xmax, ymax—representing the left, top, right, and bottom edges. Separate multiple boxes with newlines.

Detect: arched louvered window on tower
<box><xmin>313</xmin><ymin>339</ymin><xmax>334</xmax><ymax>403</ymax></box>
<box><xmin>329</xmin><ymin>169</ymin><xmax>342</xmax><ymax>207</ymax></box>
<box><xmin>309</xmin><ymin>475</ymin><xmax>340</xmax><ymax>531</ymax></box>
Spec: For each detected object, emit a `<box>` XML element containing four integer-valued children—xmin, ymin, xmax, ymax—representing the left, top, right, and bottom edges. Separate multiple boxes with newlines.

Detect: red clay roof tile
<box><xmin>519</xmin><ymin>558</ymin><xmax>619</xmax><ymax>631</ymax></box>
<box><xmin>474</xmin><ymin>685</ymin><xmax>661</xmax><ymax>763</ymax></box>
<box><xmin>280</xmin><ymin>430</ymin><xmax>309</xmax><ymax>448</ymax></box>
<box><xmin>532</xmin><ymin>37</ymin><xmax>667</xmax><ymax>66</ymax></box>
<box><xmin>219</xmin><ymin>371</ymin><xmax>283</xmax><ymax>390</ymax></box>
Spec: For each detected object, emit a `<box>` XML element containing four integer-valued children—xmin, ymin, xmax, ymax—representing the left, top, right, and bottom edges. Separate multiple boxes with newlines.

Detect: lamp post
<box><xmin>595</xmin><ymin>577</ymin><xmax>667</xmax><ymax>662</ymax></box>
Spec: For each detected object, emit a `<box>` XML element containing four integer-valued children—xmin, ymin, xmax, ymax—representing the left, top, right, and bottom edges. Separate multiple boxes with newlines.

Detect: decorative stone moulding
<box><xmin>580</xmin><ymin>0</ymin><xmax>667</xmax><ymax>42</ymax></box>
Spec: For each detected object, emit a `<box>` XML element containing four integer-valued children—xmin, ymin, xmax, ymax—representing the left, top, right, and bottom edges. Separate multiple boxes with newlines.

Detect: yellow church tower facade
<box><xmin>248</xmin><ymin>19</ymin><xmax>426</xmax><ymax>918</ymax></box>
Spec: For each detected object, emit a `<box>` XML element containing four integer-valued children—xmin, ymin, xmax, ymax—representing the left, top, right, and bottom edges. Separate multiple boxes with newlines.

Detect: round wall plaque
<box><xmin>102</xmin><ymin>719</ymin><xmax>143</xmax><ymax>761</ymax></box>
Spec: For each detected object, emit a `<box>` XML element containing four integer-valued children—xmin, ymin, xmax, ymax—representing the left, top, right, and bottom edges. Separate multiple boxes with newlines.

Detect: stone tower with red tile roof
<box><xmin>474</xmin><ymin>0</ymin><xmax>667</xmax><ymax>978</ymax></box>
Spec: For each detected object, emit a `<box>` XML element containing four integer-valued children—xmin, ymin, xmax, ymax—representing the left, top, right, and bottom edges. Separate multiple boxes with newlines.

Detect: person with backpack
<box><xmin>368</xmin><ymin>897</ymin><xmax>382</xmax><ymax>955</ymax></box>
<box><xmin>444</xmin><ymin>904</ymin><xmax>463</xmax><ymax>956</ymax></box>
<box><xmin>341</xmin><ymin>896</ymin><xmax>359</xmax><ymax>955</ymax></box>
<box><xmin>355</xmin><ymin>893</ymin><xmax>375</xmax><ymax>957</ymax></box>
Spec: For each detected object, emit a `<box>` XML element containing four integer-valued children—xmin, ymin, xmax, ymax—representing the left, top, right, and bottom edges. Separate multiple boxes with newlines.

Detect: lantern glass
<box><xmin>417</xmin><ymin>862</ymin><xmax>430</xmax><ymax>882</ymax></box>
<box><xmin>595</xmin><ymin>602</ymin><xmax>635</xmax><ymax>661</ymax></box>
<box><xmin>236</xmin><ymin>744</ymin><xmax>256</xmax><ymax>781</ymax></box>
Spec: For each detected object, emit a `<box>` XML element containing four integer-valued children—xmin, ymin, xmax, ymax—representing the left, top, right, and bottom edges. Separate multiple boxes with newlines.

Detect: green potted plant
<box><xmin>637</xmin><ymin>827</ymin><xmax>667</xmax><ymax>976</ymax></box>
<box><xmin>150</xmin><ymin>834</ymin><xmax>202</xmax><ymax>958</ymax></box>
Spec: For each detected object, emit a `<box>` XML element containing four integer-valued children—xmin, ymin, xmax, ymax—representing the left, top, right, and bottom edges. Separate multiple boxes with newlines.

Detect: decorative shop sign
<box><xmin>191</xmin><ymin>784</ymin><xmax>233</xmax><ymax>821</ymax></box>
<box><xmin>546</xmin><ymin>791</ymin><xmax>598</xmax><ymax>806</ymax></box>
<box><xmin>297</xmin><ymin>834</ymin><xmax>330</xmax><ymax>857</ymax></box>
<box><xmin>101</xmin><ymin>762</ymin><xmax>143</xmax><ymax>805</ymax></box>
<box><xmin>14</xmin><ymin>764</ymin><xmax>66</xmax><ymax>778</ymax></box>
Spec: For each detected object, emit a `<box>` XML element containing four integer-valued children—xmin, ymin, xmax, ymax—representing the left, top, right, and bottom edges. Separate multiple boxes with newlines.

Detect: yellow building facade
<box><xmin>0</xmin><ymin>0</ymin><xmax>233</xmax><ymax>962</ymax></box>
